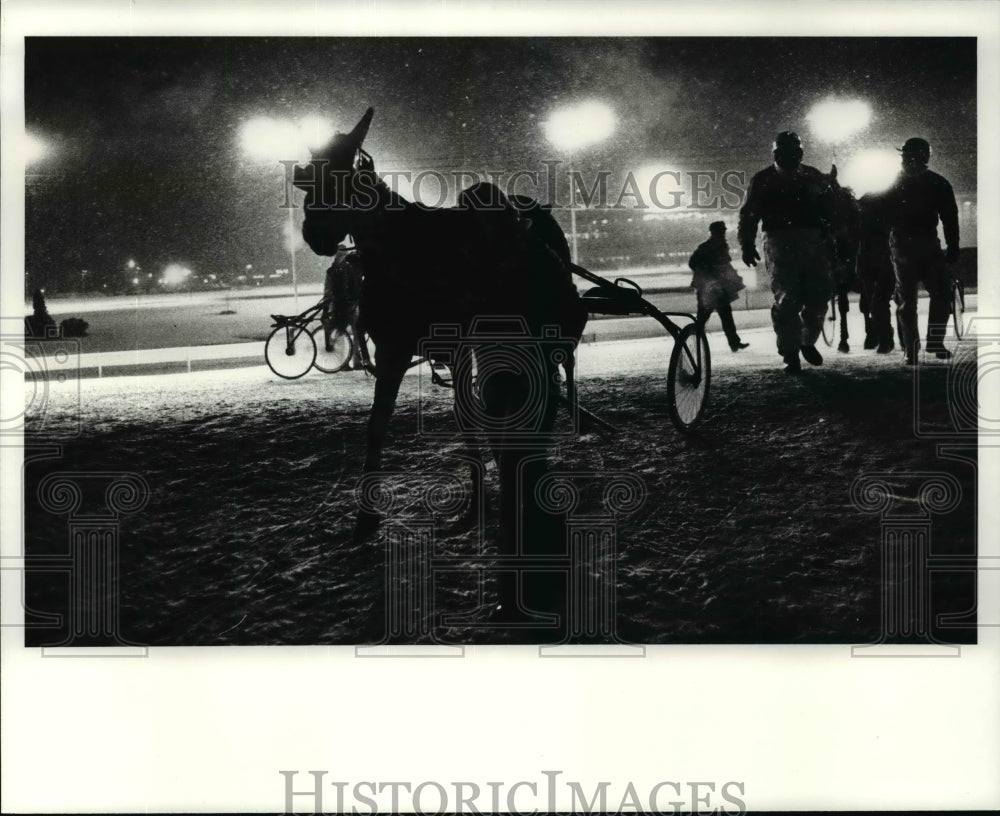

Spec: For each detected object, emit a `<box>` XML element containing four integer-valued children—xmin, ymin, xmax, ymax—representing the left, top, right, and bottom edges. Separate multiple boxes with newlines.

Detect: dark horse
<box><xmin>824</xmin><ymin>165</ymin><xmax>871</xmax><ymax>352</ymax></box>
<box><xmin>294</xmin><ymin>109</ymin><xmax>587</xmax><ymax>591</ymax></box>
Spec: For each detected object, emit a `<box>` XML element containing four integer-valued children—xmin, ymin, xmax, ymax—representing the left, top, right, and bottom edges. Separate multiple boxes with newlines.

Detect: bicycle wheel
<box><xmin>820</xmin><ymin>297</ymin><xmax>836</xmax><ymax>347</ymax></box>
<box><xmin>311</xmin><ymin>325</ymin><xmax>353</xmax><ymax>373</ymax></box>
<box><xmin>951</xmin><ymin>280</ymin><xmax>965</xmax><ymax>340</ymax></box>
<box><xmin>264</xmin><ymin>324</ymin><xmax>316</xmax><ymax>379</ymax></box>
<box><xmin>667</xmin><ymin>323</ymin><xmax>711</xmax><ymax>433</ymax></box>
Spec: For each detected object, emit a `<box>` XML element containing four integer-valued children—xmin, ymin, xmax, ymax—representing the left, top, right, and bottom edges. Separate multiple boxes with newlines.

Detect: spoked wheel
<box><xmin>311</xmin><ymin>325</ymin><xmax>354</xmax><ymax>373</ymax></box>
<box><xmin>264</xmin><ymin>324</ymin><xmax>316</xmax><ymax>379</ymax></box>
<box><xmin>951</xmin><ymin>280</ymin><xmax>965</xmax><ymax>340</ymax></box>
<box><xmin>667</xmin><ymin>323</ymin><xmax>711</xmax><ymax>433</ymax></box>
<box><xmin>820</xmin><ymin>296</ymin><xmax>836</xmax><ymax>347</ymax></box>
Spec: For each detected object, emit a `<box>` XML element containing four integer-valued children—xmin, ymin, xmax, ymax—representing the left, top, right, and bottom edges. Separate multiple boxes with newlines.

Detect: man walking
<box><xmin>883</xmin><ymin>137</ymin><xmax>960</xmax><ymax>364</ymax></box>
<box><xmin>688</xmin><ymin>221</ymin><xmax>749</xmax><ymax>352</ymax></box>
<box><xmin>738</xmin><ymin>131</ymin><xmax>835</xmax><ymax>373</ymax></box>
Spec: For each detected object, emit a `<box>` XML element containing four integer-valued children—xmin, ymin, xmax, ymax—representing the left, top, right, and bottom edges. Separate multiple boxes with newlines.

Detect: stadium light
<box><xmin>23</xmin><ymin>132</ymin><xmax>50</xmax><ymax>166</ymax></box>
<box><xmin>807</xmin><ymin>97</ymin><xmax>872</xmax><ymax>161</ymax></box>
<box><xmin>239</xmin><ymin>115</ymin><xmax>334</xmax><ymax>311</ymax></box>
<box><xmin>634</xmin><ymin>163</ymin><xmax>686</xmax><ymax>212</ymax></box>
<box><xmin>841</xmin><ymin>149</ymin><xmax>901</xmax><ymax>197</ymax></box>
<box><xmin>544</xmin><ymin>101</ymin><xmax>617</xmax><ymax>262</ymax></box>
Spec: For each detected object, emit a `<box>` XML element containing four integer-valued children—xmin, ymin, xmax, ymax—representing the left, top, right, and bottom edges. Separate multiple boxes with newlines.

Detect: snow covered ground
<box><xmin>19</xmin><ymin>309</ymin><xmax>980</xmax><ymax>646</ymax></box>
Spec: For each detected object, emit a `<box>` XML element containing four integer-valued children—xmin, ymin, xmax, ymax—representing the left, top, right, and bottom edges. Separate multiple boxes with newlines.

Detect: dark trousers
<box><xmin>890</xmin><ymin>234</ymin><xmax>951</xmax><ymax>356</ymax></box>
<box><xmin>697</xmin><ymin>301</ymin><xmax>742</xmax><ymax>349</ymax></box>
<box><xmin>858</xmin><ymin>257</ymin><xmax>896</xmax><ymax>348</ymax></box>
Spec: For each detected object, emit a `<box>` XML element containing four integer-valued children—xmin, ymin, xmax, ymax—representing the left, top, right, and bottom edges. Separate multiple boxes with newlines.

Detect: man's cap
<box><xmin>773</xmin><ymin>131</ymin><xmax>803</xmax><ymax>151</ymax></box>
<box><xmin>709</xmin><ymin>221</ymin><xmax>727</xmax><ymax>233</ymax></box>
<box><xmin>898</xmin><ymin>137</ymin><xmax>931</xmax><ymax>157</ymax></box>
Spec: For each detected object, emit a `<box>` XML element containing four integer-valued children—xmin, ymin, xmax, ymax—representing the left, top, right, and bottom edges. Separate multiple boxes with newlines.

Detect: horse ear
<box><xmin>347</xmin><ymin>107</ymin><xmax>374</xmax><ymax>147</ymax></box>
<box><xmin>829</xmin><ymin>163</ymin><xmax>838</xmax><ymax>179</ymax></box>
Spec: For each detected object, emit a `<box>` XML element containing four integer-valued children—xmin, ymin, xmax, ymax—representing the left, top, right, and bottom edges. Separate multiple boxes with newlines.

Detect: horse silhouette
<box><xmin>823</xmin><ymin>165</ymin><xmax>872</xmax><ymax>352</ymax></box>
<box><xmin>293</xmin><ymin>109</ymin><xmax>586</xmax><ymax>572</ymax></box>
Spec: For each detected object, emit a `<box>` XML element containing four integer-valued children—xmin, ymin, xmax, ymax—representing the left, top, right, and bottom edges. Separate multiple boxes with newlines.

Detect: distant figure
<box><xmin>24</xmin><ymin>289</ymin><xmax>56</xmax><ymax>339</ymax></box>
<box><xmin>738</xmin><ymin>131</ymin><xmax>835</xmax><ymax>373</ymax></box>
<box><xmin>882</xmin><ymin>137</ymin><xmax>960</xmax><ymax>364</ymax></box>
<box><xmin>856</xmin><ymin>193</ymin><xmax>896</xmax><ymax>354</ymax></box>
<box><xmin>321</xmin><ymin>245</ymin><xmax>364</xmax><ymax>369</ymax></box>
<box><xmin>688</xmin><ymin>221</ymin><xmax>749</xmax><ymax>352</ymax></box>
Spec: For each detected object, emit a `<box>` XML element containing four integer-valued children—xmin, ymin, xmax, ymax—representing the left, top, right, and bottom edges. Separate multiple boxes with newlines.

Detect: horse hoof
<box><xmin>838</xmin><ymin>341</ymin><xmax>850</xmax><ymax>353</ymax></box>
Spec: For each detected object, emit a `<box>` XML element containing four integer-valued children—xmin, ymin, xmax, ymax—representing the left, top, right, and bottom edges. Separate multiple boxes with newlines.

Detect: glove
<box><xmin>946</xmin><ymin>246</ymin><xmax>960</xmax><ymax>264</ymax></box>
<box><xmin>742</xmin><ymin>246</ymin><xmax>761</xmax><ymax>267</ymax></box>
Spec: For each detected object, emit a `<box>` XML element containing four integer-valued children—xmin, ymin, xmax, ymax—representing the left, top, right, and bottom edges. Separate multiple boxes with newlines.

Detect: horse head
<box><xmin>295</xmin><ymin>108</ymin><xmax>377</xmax><ymax>253</ymax></box>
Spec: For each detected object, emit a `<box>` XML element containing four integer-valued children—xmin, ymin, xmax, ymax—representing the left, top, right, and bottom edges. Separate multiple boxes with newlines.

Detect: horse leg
<box><xmin>837</xmin><ymin>287</ymin><xmax>851</xmax><ymax>352</ymax></box>
<box><xmin>562</xmin><ymin>353</ymin><xmax>583</xmax><ymax>433</ymax></box>
<box><xmin>450</xmin><ymin>346</ymin><xmax>490</xmax><ymax>523</ymax></box>
<box><xmin>491</xmin><ymin>366</ymin><xmax>565</xmax><ymax>636</ymax></box>
<box><xmin>354</xmin><ymin>348</ymin><xmax>409</xmax><ymax>541</ymax></box>
<box><xmin>859</xmin><ymin>275</ymin><xmax>877</xmax><ymax>349</ymax></box>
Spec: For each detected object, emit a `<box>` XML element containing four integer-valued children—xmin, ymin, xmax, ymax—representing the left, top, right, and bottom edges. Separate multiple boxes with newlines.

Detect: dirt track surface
<box><xmin>23</xmin><ymin>323</ymin><xmax>977</xmax><ymax>646</ymax></box>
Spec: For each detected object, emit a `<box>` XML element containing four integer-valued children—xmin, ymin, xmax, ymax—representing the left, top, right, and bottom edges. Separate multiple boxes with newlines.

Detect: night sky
<box><xmin>24</xmin><ymin>37</ymin><xmax>976</xmax><ymax>290</ymax></box>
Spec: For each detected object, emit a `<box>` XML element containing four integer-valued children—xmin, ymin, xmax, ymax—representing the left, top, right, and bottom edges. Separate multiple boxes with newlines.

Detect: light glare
<box><xmin>24</xmin><ymin>132</ymin><xmax>50</xmax><ymax>165</ymax></box>
<box><xmin>544</xmin><ymin>101</ymin><xmax>616</xmax><ymax>152</ymax></box>
<box><xmin>807</xmin><ymin>98</ymin><xmax>872</xmax><ymax>144</ymax></box>
<box><xmin>842</xmin><ymin>149</ymin><xmax>901</xmax><ymax>197</ymax></box>
<box><xmin>162</xmin><ymin>263</ymin><xmax>194</xmax><ymax>287</ymax></box>
<box><xmin>240</xmin><ymin>116</ymin><xmax>335</xmax><ymax>163</ymax></box>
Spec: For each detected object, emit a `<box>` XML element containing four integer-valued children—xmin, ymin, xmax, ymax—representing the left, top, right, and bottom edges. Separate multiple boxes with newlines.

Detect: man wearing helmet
<box><xmin>883</xmin><ymin>137</ymin><xmax>960</xmax><ymax>364</ymax></box>
<box><xmin>738</xmin><ymin>131</ymin><xmax>836</xmax><ymax>373</ymax></box>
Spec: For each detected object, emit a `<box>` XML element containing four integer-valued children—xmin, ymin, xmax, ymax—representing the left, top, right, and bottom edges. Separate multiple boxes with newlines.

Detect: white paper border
<box><xmin>2</xmin><ymin>1</ymin><xmax>998</xmax><ymax>812</ymax></box>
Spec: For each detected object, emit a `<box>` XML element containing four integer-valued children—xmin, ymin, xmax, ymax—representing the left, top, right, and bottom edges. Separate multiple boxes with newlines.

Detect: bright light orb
<box><xmin>544</xmin><ymin>101</ymin><xmax>617</xmax><ymax>152</ymax></box>
<box><xmin>241</xmin><ymin>116</ymin><xmax>335</xmax><ymax>163</ymax></box>
<box><xmin>841</xmin><ymin>149</ymin><xmax>901</xmax><ymax>197</ymax></box>
<box><xmin>161</xmin><ymin>263</ymin><xmax>194</xmax><ymax>287</ymax></box>
<box><xmin>807</xmin><ymin>98</ymin><xmax>872</xmax><ymax>144</ymax></box>
<box><xmin>634</xmin><ymin>163</ymin><xmax>686</xmax><ymax>210</ymax></box>
<box><xmin>298</xmin><ymin>115</ymin><xmax>336</xmax><ymax>151</ymax></box>
<box><xmin>23</xmin><ymin>132</ymin><xmax>50</xmax><ymax>165</ymax></box>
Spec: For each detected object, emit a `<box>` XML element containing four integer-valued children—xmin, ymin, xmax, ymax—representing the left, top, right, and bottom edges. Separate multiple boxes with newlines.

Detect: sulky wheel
<box><xmin>667</xmin><ymin>323</ymin><xmax>711</xmax><ymax>433</ymax></box>
<box><xmin>951</xmin><ymin>280</ymin><xmax>965</xmax><ymax>340</ymax></box>
<box><xmin>311</xmin><ymin>325</ymin><xmax>354</xmax><ymax>373</ymax></box>
<box><xmin>264</xmin><ymin>324</ymin><xmax>317</xmax><ymax>380</ymax></box>
<box><xmin>820</xmin><ymin>296</ymin><xmax>836</xmax><ymax>347</ymax></box>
